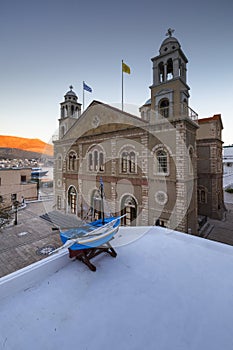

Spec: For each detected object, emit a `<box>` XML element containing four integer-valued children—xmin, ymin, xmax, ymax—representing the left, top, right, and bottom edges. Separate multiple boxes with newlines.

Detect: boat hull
<box><xmin>60</xmin><ymin>216</ymin><xmax>120</xmax><ymax>251</ymax></box>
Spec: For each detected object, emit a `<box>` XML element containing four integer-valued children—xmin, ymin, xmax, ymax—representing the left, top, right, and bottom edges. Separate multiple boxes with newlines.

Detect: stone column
<box><xmin>141</xmin><ymin>186</ymin><xmax>149</xmax><ymax>225</ymax></box>
<box><xmin>111</xmin><ymin>138</ymin><xmax>117</xmax><ymax>175</ymax></box>
<box><xmin>164</xmin><ymin>63</ymin><xmax>167</xmax><ymax>81</ymax></box>
<box><xmin>140</xmin><ymin>134</ymin><xmax>149</xmax><ymax>224</ymax></box>
<box><xmin>175</xmin><ymin>122</ymin><xmax>188</xmax><ymax>232</ymax></box>
<box><xmin>173</xmin><ymin>58</ymin><xmax>180</xmax><ymax>78</ymax></box>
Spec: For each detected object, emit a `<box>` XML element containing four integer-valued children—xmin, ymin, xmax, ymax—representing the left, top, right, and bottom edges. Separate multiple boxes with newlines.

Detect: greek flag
<box><xmin>83</xmin><ymin>81</ymin><xmax>92</xmax><ymax>93</ymax></box>
<box><xmin>100</xmin><ymin>177</ymin><xmax>104</xmax><ymax>186</ymax></box>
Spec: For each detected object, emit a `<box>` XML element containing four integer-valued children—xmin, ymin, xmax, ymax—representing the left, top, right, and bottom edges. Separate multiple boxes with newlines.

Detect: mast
<box><xmin>100</xmin><ymin>178</ymin><xmax>105</xmax><ymax>224</ymax></box>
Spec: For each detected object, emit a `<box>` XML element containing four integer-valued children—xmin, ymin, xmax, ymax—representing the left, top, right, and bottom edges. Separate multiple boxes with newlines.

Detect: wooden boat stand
<box><xmin>68</xmin><ymin>242</ymin><xmax>117</xmax><ymax>271</ymax></box>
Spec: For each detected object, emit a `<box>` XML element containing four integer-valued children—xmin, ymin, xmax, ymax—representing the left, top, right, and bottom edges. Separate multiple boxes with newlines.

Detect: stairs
<box><xmin>198</xmin><ymin>221</ymin><xmax>214</xmax><ymax>238</ymax></box>
<box><xmin>40</xmin><ymin>211</ymin><xmax>83</xmax><ymax>229</ymax></box>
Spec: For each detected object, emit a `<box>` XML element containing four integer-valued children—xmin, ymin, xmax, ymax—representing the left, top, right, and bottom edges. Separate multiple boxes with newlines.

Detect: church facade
<box><xmin>53</xmin><ymin>30</ymin><xmax>224</xmax><ymax>235</ymax></box>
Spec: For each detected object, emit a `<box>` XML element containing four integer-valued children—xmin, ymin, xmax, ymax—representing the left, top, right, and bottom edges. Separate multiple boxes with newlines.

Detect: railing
<box><xmin>182</xmin><ymin>103</ymin><xmax>198</xmax><ymax>121</ymax></box>
<box><xmin>154</xmin><ymin>103</ymin><xmax>198</xmax><ymax>121</ymax></box>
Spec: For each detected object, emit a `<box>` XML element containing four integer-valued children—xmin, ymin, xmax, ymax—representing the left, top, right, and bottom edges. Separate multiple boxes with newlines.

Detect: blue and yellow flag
<box><xmin>122</xmin><ymin>61</ymin><xmax>131</xmax><ymax>74</ymax></box>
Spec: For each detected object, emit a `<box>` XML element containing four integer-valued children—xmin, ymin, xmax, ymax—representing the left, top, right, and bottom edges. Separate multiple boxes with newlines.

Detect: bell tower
<box><xmin>145</xmin><ymin>29</ymin><xmax>199</xmax><ymax>235</ymax></box>
<box><xmin>150</xmin><ymin>28</ymin><xmax>194</xmax><ymax>121</ymax></box>
<box><xmin>59</xmin><ymin>86</ymin><xmax>82</xmax><ymax>139</ymax></box>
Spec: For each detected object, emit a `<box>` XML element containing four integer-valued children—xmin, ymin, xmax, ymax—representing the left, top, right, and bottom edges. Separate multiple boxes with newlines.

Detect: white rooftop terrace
<box><xmin>1</xmin><ymin>226</ymin><xmax>233</xmax><ymax>350</ymax></box>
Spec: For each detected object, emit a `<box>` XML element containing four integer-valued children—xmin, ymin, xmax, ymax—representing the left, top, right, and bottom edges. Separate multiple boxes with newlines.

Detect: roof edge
<box><xmin>198</xmin><ymin>114</ymin><xmax>223</xmax><ymax>129</ymax></box>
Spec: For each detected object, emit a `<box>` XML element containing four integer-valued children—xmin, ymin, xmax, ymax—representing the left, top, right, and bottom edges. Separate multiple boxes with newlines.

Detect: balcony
<box><xmin>154</xmin><ymin>103</ymin><xmax>198</xmax><ymax>122</ymax></box>
<box><xmin>181</xmin><ymin>103</ymin><xmax>198</xmax><ymax>121</ymax></box>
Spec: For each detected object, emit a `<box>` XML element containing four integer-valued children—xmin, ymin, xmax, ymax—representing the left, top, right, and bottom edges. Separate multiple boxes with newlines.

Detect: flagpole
<box><xmin>121</xmin><ymin>60</ymin><xmax>123</xmax><ymax>111</ymax></box>
<box><xmin>83</xmin><ymin>81</ymin><xmax>84</xmax><ymax>111</ymax></box>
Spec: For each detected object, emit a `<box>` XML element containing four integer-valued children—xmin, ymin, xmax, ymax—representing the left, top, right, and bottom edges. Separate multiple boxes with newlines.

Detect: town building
<box><xmin>223</xmin><ymin>145</ymin><xmax>233</xmax><ymax>175</ymax></box>
<box><xmin>0</xmin><ymin>167</ymin><xmax>37</xmax><ymax>208</ymax></box>
<box><xmin>196</xmin><ymin>115</ymin><xmax>225</xmax><ymax>219</ymax></box>
<box><xmin>53</xmin><ymin>30</ymin><xmax>224</xmax><ymax>234</ymax></box>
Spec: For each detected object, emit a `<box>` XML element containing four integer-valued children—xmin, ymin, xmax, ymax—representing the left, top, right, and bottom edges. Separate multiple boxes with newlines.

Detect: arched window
<box><xmin>68</xmin><ymin>152</ymin><xmax>77</xmax><ymax>171</ymax></box>
<box><xmin>121</xmin><ymin>150</ymin><xmax>136</xmax><ymax>174</ymax></box>
<box><xmin>94</xmin><ymin>150</ymin><xmax>98</xmax><ymax>171</ymax></box>
<box><xmin>121</xmin><ymin>152</ymin><xmax>128</xmax><ymax>173</ymax></box>
<box><xmin>159</xmin><ymin>99</ymin><xmax>169</xmax><ymax>118</ymax></box>
<box><xmin>166</xmin><ymin>58</ymin><xmax>173</xmax><ymax>80</ymax></box>
<box><xmin>99</xmin><ymin>152</ymin><xmax>104</xmax><ymax>172</ymax></box>
<box><xmin>197</xmin><ymin>186</ymin><xmax>207</xmax><ymax>204</ymax></box>
<box><xmin>68</xmin><ymin>186</ymin><xmax>77</xmax><ymax>214</ymax></box>
<box><xmin>158</xmin><ymin>62</ymin><xmax>164</xmax><ymax>82</ymax></box>
<box><xmin>121</xmin><ymin>195</ymin><xmax>137</xmax><ymax>226</ymax></box>
<box><xmin>88</xmin><ymin>153</ymin><xmax>93</xmax><ymax>171</ymax></box>
<box><xmin>87</xmin><ymin>147</ymin><xmax>105</xmax><ymax>172</ymax></box>
<box><xmin>156</xmin><ymin>149</ymin><xmax>168</xmax><ymax>174</ymax></box>
<box><xmin>129</xmin><ymin>151</ymin><xmax>136</xmax><ymax>173</ymax></box>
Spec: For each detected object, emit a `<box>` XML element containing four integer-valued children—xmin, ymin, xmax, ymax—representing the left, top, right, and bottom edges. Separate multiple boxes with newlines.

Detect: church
<box><xmin>53</xmin><ymin>30</ymin><xmax>224</xmax><ymax>235</ymax></box>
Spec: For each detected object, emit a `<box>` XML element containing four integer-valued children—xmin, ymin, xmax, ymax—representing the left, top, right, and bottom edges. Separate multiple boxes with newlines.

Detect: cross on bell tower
<box><xmin>166</xmin><ymin>28</ymin><xmax>175</xmax><ymax>37</ymax></box>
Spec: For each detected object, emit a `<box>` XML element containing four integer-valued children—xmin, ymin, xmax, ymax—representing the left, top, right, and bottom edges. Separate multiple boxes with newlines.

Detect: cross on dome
<box><xmin>69</xmin><ymin>85</ymin><xmax>73</xmax><ymax>90</ymax></box>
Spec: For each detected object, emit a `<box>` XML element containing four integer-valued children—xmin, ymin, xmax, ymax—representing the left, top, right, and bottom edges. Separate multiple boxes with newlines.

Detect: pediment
<box><xmin>61</xmin><ymin>101</ymin><xmax>147</xmax><ymax>141</ymax></box>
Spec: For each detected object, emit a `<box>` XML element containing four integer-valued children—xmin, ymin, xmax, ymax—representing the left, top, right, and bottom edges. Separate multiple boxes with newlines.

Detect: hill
<box><xmin>0</xmin><ymin>136</ymin><xmax>53</xmax><ymax>157</ymax></box>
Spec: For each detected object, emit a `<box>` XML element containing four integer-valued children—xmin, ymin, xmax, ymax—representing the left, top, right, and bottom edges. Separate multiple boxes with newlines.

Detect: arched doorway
<box><xmin>68</xmin><ymin>186</ymin><xmax>77</xmax><ymax>214</ymax></box>
<box><xmin>121</xmin><ymin>195</ymin><xmax>137</xmax><ymax>226</ymax></box>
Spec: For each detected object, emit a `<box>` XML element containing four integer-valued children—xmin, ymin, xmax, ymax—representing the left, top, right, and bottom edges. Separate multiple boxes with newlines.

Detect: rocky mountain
<box><xmin>0</xmin><ymin>135</ymin><xmax>53</xmax><ymax>159</ymax></box>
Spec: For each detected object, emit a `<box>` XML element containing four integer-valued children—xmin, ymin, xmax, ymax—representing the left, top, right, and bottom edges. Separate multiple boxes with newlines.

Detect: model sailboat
<box><xmin>51</xmin><ymin>179</ymin><xmax>123</xmax><ymax>271</ymax></box>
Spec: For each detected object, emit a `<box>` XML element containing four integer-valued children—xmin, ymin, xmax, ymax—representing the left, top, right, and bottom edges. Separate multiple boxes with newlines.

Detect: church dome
<box><xmin>64</xmin><ymin>85</ymin><xmax>78</xmax><ymax>101</ymax></box>
<box><xmin>159</xmin><ymin>36</ymin><xmax>181</xmax><ymax>55</ymax></box>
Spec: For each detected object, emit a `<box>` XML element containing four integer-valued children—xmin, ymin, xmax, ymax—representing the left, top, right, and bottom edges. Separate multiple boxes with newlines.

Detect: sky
<box><xmin>1</xmin><ymin>0</ymin><xmax>233</xmax><ymax>145</ymax></box>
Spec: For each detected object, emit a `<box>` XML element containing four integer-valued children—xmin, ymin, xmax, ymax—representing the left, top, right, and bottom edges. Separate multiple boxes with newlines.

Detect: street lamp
<box><xmin>13</xmin><ymin>200</ymin><xmax>20</xmax><ymax>225</ymax></box>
